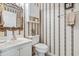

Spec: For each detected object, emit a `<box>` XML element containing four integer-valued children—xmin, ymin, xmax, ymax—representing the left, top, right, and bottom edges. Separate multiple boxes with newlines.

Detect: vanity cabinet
<box><xmin>0</xmin><ymin>42</ymin><xmax>32</xmax><ymax>56</ymax></box>
<box><xmin>1</xmin><ymin>47</ymin><xmax>19</xmax><ymax>56</ymax></box>
<box><xmin>19</xmin><ymin>43</ymin><xmax>32</xmax><ymax>56</ymax></box>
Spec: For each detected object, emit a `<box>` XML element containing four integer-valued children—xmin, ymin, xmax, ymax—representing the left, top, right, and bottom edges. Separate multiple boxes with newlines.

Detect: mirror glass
<box><xmin>0</xmin><ymin>3</ymin><xmax>23</xmax><ymax>30</ymax></box>
<box><xmin>3</xmin><ymin>11</ymin><xmax>16</xmax><ymax>27</ymax></box>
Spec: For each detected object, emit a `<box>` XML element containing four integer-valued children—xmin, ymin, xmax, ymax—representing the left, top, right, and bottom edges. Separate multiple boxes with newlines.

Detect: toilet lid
<box><xmin>34</xmin><ymin>43</ymin><xmax>48</xmax><ymax>49</ymax></box>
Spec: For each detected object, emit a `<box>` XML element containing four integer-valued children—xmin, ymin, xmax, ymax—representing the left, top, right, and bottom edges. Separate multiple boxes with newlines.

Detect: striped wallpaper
<box><xmin>40</xmin><ymin>3</ymin><xmax>79</xmax><ymax>56</ymax></box>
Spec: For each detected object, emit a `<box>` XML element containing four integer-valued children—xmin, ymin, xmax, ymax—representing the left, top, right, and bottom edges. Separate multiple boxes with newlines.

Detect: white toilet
<box><xmin>34</xmin><ymin>43</ymin><xmax>48</xmax><ymax>56</ymax></box>
<box><xmin>26</xmin><ymin>35</ymin><xmax>48</xmax><ymax>56</ymax></box>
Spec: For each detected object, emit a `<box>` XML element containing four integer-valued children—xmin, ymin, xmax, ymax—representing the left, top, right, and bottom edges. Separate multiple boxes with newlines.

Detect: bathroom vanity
<box><xmin>0</xmin><ymin>38</ymin><xmax>32</xmax><ymax>56</ymax></box>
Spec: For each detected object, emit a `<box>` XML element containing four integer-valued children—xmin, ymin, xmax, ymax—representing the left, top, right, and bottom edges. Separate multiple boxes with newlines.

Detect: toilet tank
<box><xmin>26</xmin><ymin>35</ymin><xmax>39</xmax><ymax>45</ymax></box>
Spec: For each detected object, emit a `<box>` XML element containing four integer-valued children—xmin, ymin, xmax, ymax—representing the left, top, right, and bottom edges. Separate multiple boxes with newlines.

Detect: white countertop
<box><xmin>0</xmin><ymin>38</ymin><xmax>32</xmax><ymax>52</ymax></box>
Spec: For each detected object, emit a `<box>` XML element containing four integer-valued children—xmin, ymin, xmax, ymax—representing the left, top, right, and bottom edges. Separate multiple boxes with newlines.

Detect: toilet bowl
<box><xmin>34</xmin><ymin>43</ymin><xmax>48</xmax><ymax>56</ymax></box>
<box><xmin>26</xmin><ymin>35</ymin><xmax>48</xmax><ymax>56</ymax></box>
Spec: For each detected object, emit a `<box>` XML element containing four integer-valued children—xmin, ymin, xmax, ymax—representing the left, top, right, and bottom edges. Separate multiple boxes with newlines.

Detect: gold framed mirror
<box><xmin>0</xmin><ymin>3</ymin><xmax>23</xmax><ymax>36</ymax></box>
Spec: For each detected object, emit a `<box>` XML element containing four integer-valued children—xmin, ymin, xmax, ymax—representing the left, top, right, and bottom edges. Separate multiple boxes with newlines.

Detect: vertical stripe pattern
<box><xmin>53</xmin><ymin>3</ymin><xmax>55</xmax><ymax>55</ymax></box>
<box><xmin>46</xmin><ymin>4</ymin><xmax>47</xmax><ymax>44</ymax></box>
<box><xmin>49</xmin><ymin>3</ymin><xmax>51</xmax><ymax>52</ymax></box>
<box><xmin>58</xmin><ymin>3</ymin><xmax>60</xmax><ymax>56</ymax></box>
<box><xmin>64</xmin><ymin>4</ymin><xmax>66</xmax><ymax>56</ymax></box>
<box><xmin>71</xmin><ymin>26</ymin><xmax>74</xmax><ymax>56</ymax></box>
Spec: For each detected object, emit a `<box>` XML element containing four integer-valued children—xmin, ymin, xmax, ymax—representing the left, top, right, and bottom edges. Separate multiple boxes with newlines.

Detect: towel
<box><xmin>67</xmin><ymin>12</ymin><xmax>76</xmax><ymax>26</ymax></box>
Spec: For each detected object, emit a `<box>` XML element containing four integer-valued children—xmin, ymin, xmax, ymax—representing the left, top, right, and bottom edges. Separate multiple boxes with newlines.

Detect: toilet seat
<box><xmin>34</xmin><ymin>43</ymin><xmax>48</xmax><ymax>50</ymax></box>
<box><xmin>34</xmin><ymin>43</ymin><xmax>48</xmax><ymax>56</ymax></box>
<box><xmin>34</xmin><ymin>43</ymin><xmax>48</xmax><ymax>53</ymax></box>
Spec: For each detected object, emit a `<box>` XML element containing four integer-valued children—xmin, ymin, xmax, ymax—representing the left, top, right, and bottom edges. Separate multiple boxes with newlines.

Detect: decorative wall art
<box><xmin>64</xmin><ymin>3</ymin><xmax>74</xmax><ymax>9</ymax></box>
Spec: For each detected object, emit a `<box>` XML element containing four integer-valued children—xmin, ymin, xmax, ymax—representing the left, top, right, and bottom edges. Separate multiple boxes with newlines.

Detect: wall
<box><xmin>29</xmin><ymin>3</ymin><xmax>40</xmax><ymax>18</ymax></box>
<box><xmin>26</xmin><ymin>3</ymin><xmax>40</xmax><ymax>37</ymax></box>
<box><xmin>41</xmin><ymin>3</ymin><xmax>79</xmax><ymax>56</ymax></box>
<box><xmin>24</xmin><ymin>3</ymin><xmax>29</xmax><ymax>37</ymax></box>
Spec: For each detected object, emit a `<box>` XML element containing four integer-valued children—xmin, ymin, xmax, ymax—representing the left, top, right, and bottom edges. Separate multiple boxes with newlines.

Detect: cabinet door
<box><xmin>20</xmin><ymin>43</ymin><xmax>32</xmax><ymax>56</ymax></box>
<box><xmin>1</xmin><ymin>48</ymin><xmax>19</xmax><ymax>56</ymax></box>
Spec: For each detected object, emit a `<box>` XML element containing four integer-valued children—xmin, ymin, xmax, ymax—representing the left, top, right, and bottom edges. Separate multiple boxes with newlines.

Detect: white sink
<box><xmin>0</xmin><ymin>36</ymin><xmax>32</xmax><ymax>48</ymax></box>
<box><xmin>7</xmin><ymin>38</ymin><xmax>32</xmax><ymax>44</ymax></box>
<box><xmin>0</xmin><ymin>38</ymin><xmax>32</xmax><ymax>48</ymax></box>
<box><xmin>0</xmin><ymin>38</ymin><xmax>23</xmax><ymax>46</ymax></box>
<box><xmin>7</xmin><ymin>39</ymin><xmax>22</xmax><ymax>43</ymax></box>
